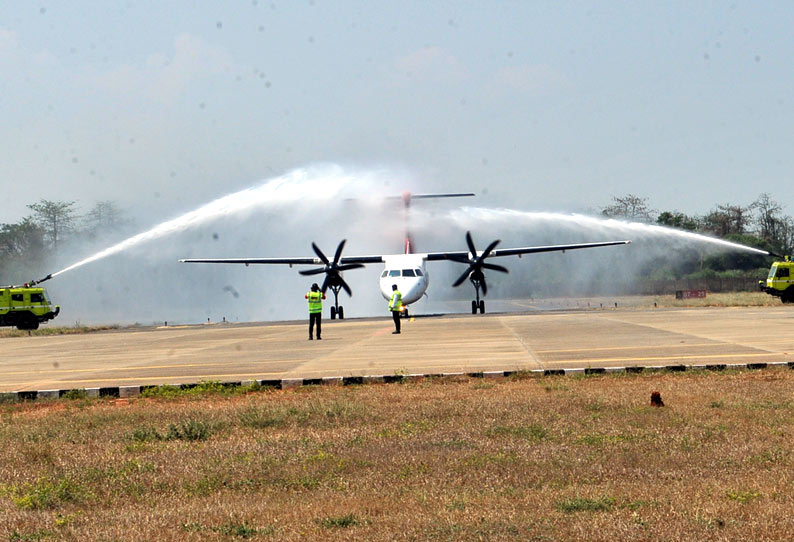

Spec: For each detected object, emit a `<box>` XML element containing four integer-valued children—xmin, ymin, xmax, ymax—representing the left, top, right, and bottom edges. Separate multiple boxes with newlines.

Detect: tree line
<box><xmin>1</xmin><ymin>200</ymin><xmax>127</xmax><ymax>282</ymax></box>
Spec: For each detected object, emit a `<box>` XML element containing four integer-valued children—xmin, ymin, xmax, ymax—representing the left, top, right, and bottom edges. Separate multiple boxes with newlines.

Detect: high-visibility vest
<box><xmin>389</xmin><ymin>290</ymin><xmax>402</xmax><ymax>311</ymax></box>
<box><xmin>307</xmin><ymin>291</ymin><xmax>323</xmax><ymax>314</ymax></box>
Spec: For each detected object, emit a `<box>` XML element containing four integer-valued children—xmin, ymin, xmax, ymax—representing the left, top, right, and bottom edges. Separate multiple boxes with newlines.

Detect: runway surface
<box><xmin>2</xmin><ymin>305</ymin><xmax>793</xmax><ymax>392</ymax></box>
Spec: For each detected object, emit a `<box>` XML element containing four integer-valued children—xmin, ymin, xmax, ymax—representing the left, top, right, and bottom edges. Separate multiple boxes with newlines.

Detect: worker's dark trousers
<box><xmin>392</xmin><ymin>310</ymin><xmax>401</xmax><ymax>333</ymax></box>
<box><xmin>309</xmin><ymin>312</ymin><xmax>322</xmax><ymax>339</ymax></box>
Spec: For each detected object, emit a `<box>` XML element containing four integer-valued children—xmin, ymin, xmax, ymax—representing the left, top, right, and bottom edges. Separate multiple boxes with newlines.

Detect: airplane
<box><xmin>180</xmin><ymin>192</ymin><xmax>631</xmax><ymax>318</ymax></box>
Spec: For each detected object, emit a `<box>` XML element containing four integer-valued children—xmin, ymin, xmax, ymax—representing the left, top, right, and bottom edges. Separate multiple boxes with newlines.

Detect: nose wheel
<box><xmin>328</xmin><ymin>285</ymin><xmax>345</xmax><ymax>319</ymax></box>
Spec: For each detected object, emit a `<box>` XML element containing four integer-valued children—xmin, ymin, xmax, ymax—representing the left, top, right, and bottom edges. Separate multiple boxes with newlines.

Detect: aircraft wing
<box><xmin>180</xmin><ymin>240</ymin><xmax>631</xmax><ymax>266</ymax></box>
<box><xmin>424</xmin><ymin>240</ymin><xmax>631</xmax><ymax>261</ymax></box>
<box><xmin>179</xmin><ymin>255</ymin><xmax>385</xmax><ymax>266</ymax></box>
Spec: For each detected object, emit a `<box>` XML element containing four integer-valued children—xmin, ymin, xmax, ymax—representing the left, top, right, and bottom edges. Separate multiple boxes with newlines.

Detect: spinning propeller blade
<box><xmin>302</xmin><ymin>239</ymin><xmax>361</xmax><ymax>297</ymax></box>
<box><xmin>450</xmin><ymin>231</ymin><xmax>509</xmax><ymax>292</ymax></box>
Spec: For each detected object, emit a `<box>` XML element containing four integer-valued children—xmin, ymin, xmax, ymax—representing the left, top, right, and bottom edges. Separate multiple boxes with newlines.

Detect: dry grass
<box><xmin>565</xmin><ymin>291</ymin><xmax>781</xmax><ymax>310</ymax></box>
<box><xmin>652</xmin><ymin>291</ymin><xmax>780</xmax><ymax>308</ymax></box>
<box><xmin>2</xmin><ymin>370</ymin><xmax>794</xmax><ymax>541</ymax></box>
<box><xmin>0</xmin><ymin>325</ymin><xmax>119</xmax><ymax>338</ymax></box>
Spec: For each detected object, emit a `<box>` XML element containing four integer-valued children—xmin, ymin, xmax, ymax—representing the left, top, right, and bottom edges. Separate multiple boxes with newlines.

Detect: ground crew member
<box><xmin>389</xmin><ymin>284</ymin><xmax>402</xmax><ymax>334</ymax></box>
<box><xmin>305</xmin><ymin>283</ymin><xmax>326</xmax><ymax>340</ymax></box>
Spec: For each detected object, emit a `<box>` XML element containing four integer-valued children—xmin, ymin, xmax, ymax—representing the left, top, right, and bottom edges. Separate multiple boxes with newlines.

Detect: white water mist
<box><xmin>53</xmin><ymin>164</ymin><xmax>394</xmax><ymax>277</ymax></box>
<box><xmin>440</xmin><ymin>207</ymin><xmax>769</xmax><ymax>255</ymax></box>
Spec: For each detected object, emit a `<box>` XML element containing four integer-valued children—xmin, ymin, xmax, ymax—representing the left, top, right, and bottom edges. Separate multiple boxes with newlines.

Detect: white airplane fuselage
<box><xmin>378</xmin><ymin>254</ymin><xmax>429</xmax><ymax>306</ymax></box>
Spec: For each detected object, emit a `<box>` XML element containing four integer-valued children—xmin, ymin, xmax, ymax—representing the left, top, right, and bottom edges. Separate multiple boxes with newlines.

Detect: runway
<box><xmin>2</xmin><ymin>305</ymin><xmax>794</xmax><ymax>392</ymax></box>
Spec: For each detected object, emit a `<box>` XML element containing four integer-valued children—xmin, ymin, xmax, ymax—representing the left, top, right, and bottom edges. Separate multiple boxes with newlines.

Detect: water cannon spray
<box><xmin>24</xmin><ymin>274</ymin><xmax>54</xmax><ymax>287</ymax></box>
<box><xmin>766</xmin><ymin>251</ymin><xmax>788</xmax><ymax>260</ymax></box>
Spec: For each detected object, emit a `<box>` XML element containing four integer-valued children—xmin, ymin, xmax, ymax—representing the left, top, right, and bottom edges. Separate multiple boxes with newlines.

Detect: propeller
<box><xmin>299</xmin><ymin>240</ymin><xmax>364</xmax><ymax>295</ymax></box>
<box><xmin>449</xmin><ymin>231</ymin><xmax>509</xmax><ymax>296</ymax></box>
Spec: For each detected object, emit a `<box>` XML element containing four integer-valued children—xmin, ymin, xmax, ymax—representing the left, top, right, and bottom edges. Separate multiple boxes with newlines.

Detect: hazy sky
<box><xmin>2</xmin><ymin>1</ymin><xmax>792</xmax><ymax>222</ymax></box>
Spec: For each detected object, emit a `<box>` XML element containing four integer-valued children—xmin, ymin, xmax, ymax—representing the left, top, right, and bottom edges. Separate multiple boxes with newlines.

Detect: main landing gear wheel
<box><xmin>471</xmin><ymin>300</ymin><xmax>485</xmax><ymax>314</ymax></box>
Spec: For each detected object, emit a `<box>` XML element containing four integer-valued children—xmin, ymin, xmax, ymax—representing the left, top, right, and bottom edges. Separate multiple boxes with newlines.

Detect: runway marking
<box><xmin>499</xmin><ymin>319</ymin><xmax>541</xmax><ymax>363</ymax></box>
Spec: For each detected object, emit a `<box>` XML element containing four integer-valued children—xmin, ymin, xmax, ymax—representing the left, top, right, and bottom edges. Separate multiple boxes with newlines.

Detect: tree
<box><xmin>601</xmin><ymin>194</ymin><xmax>654</xmax><ymax>222</ymax></box>
<box><xmin>83</xmin><ymin>201</ymin><xmax>128</xmax><ymax>238</ymax></box>
<box><xmin>27</xmin><ymin>199</ymin><xmax>77</xmax><ymax>251</ymax></box>
<box><xmin>0</xmin><ymin>218</ymin><xmax>47</xmax><ymax>279</ymax></box>
<box><xmin>656</xmin><ymin>211</ymin><xmax>699</xmax><ymax>231</ymax></box>
<box><xmin>771</xmin><ymin>215</ymin><xmax>794</xmax><ymax>256</ymax></box>
<box><xmin>752</xmin><ymin>193</ymin><xmax>784</xmax><ymax>247</ymax></box>
<box><xmin>701</xmin><ymin>204</ymin><xmax>751</xmax><ymax>237</ymax></box>
<box><xmin>0</xmin><ymin>218</ymin><xmax>46</xmax><ymax>258</ymax></box>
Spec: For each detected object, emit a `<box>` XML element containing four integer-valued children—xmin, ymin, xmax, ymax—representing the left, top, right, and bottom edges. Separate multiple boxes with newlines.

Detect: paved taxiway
<box><xmin>2</xmin><ymin>306</ymin><xmax>793</xmax><ymax>392</ymax></box>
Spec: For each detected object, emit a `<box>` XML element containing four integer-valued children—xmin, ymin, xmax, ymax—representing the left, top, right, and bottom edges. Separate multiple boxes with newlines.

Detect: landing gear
<box><xmin>328</xmin><ymin>285</ymin><xmax>345</xmax><ymax>319</ymax></box>
<box><xmin>470</xmin><ymin>276</ymin><xmax>486</xmax><ymax>314</ymax></box>
<box><xmin>401</xmin><ymin>308</ymin><xmax>409</xmax><ymax>319</ymax></box>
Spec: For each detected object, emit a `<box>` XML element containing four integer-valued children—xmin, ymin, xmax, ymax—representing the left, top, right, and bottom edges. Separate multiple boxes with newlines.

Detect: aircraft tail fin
<box><xmin>398</xmin><ymin>192</ymin><xmax>475</xmax><ymax>254</ymax></box>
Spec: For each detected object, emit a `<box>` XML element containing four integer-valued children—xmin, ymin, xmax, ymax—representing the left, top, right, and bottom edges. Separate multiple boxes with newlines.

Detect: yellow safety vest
<box><xmin>389</xmin><ymin>290</ymin><xmax>402</xmax><ymax>311</ymax></box>
<box><xmin>307</xmin><ymin>291</ymin><xmax>323</xmax><ymax>314</ymax></box>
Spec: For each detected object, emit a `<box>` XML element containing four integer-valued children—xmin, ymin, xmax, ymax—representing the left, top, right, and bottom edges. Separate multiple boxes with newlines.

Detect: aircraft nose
<box><xmin>403</xmin><ymin>279</ymin><xmax>423</xmax><ymax>303</ymax></box>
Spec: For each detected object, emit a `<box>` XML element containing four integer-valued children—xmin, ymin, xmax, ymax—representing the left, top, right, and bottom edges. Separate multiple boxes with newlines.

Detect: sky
<box><xmin>2</xmin><ymin>1</ymin><xmax>793</xmax><ymax>222</ymax></box>
<box><xmin>1</xmin><ymin>1</ymin><xmax>792</xmax><ymax>324</ymax></box>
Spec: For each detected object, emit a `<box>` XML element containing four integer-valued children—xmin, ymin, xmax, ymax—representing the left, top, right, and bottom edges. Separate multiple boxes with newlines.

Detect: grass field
<box><xmin>2</xmin><ymin>368</ymin><xmax>794</xmax><ymax>541</ymax></box>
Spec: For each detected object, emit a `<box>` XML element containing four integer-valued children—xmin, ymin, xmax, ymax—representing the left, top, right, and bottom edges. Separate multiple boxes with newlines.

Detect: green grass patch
<box><xmin>725</xmin><ymin>489</ymin><xmax>761</xmax><ymax>504</ymax></box>
<box><xmin>7</xmin><ymin>529</ymin><xmax>55</xmax><ymax>541</ymax></box>
<box><xmin>2</xmin><ymin>476</ymin><xmax>90</xmax><ymax>510</ymax></box>
<box><xmin>140</xmin><ymin>380</ymin><xmax>258</xmax><ymax>399</ymax></box>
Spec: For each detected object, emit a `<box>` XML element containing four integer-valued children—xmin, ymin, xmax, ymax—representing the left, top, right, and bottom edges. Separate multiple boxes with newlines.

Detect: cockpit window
<box><xmin>388</xmin><ymin>270</ymin><xmax>401</xmax><ymax>277</ymax></box>
<box><xmin>381</xmin><ymin>270</ymin><xmax>388</xmax><ymax>278</ymax></box>
<box><xmin>402</xmin><ymin>269</ymin><xmax>416</xmax><ymax>277</ymax></box>
<box><xmin>415</xmin><ymin>269</ymin><xmax>424</xmax><ymax>277</ymax></box>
